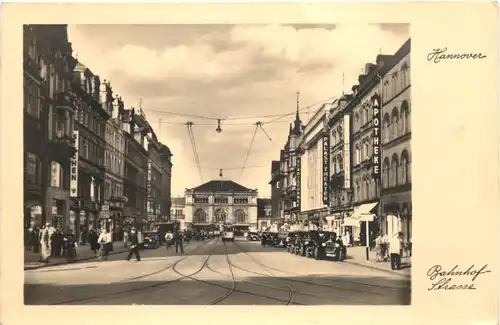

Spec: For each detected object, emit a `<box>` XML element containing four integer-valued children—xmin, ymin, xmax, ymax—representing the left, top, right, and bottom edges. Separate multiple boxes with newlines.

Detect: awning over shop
<box><xmin>341</xmin><ymin>202</ymin><xmax>378</xmax><ymax>226</ymax></box>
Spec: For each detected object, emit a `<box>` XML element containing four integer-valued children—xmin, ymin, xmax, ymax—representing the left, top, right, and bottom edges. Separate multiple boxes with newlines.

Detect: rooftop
<box><xmin>192</xmin><ymin>180</ymin><xmax>253</xmax><ymax>192</ymax></box>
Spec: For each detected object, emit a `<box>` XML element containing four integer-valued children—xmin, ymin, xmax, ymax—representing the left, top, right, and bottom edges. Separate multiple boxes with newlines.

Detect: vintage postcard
<box><xmin>0</xmin><ymin>2</ymin><xmax>498</xmax><ymax>325</ymax></box>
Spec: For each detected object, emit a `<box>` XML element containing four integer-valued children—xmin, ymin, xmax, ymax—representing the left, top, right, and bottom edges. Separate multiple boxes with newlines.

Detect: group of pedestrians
<box><xmin>25</xmin><ymin>222</ymin><xmax>78</xmax><ymax>263</ymax></box>
<box><xmin>164</xmin><ymin>229</ymin><xmax>185</xmax><ymax>254</ymax></box>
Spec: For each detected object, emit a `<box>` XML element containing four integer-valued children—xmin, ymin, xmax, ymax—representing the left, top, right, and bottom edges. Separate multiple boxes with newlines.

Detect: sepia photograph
<box><xmin>22</xmin><ymin>23</ymin><xmax>412</xmax><ymax>305</ymax></box>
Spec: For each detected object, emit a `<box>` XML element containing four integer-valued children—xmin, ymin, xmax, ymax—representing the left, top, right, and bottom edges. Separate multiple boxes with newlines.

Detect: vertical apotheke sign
<box><xmin>343</xmin><ymin>114</ymin><xmax>351</xmax><ymax>188</ymax></box>
<box><xmin>372</xmin><ymin>95</ymin><xmax>382</xmax><ymax>177</ymax></box>
<box><xmin>322</xmin><ymin>132</ymin><xmax>330</xmax><ymax>205</ymax></box>
<box><xmin>70</xmin><ymin>131</ymin><xmax>79</xmax><ymax>197</ymax></box>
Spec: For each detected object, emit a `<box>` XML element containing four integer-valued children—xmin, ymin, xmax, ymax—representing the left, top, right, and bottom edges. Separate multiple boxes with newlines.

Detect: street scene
<box><xmin>25</xmin><ymin>236</ymin><xmax>410</xmax><ymax>305</ymax></box>
<box><xmin>24</xmin><ymin>24</ymin><xmax>411</xmax><ymax>305</ymax></box>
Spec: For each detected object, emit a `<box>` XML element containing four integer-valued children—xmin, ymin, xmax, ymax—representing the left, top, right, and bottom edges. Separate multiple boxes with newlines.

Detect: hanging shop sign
<box><xmin>322</xmin><ymin>132</ymin><xmax>330</xmax><ymax>205</ymax></box>
<box><xmin>371</xmin><ymin>95</ymin><xmax>382</xmax><ymax>177</ymax></box>
<box><xmin>296</xmin><ymin>154</ymin><xmax>301</xmax><ymax>212</ymax></box>
<box><xmin>343</xmin><ymin>114</ymin><xmax>351</xmax><ymax>188</ymax></box>
<box><xmin>70</xmin><ymin>130</ymin><xmax>79</xmax><ymax>197</ymax></box>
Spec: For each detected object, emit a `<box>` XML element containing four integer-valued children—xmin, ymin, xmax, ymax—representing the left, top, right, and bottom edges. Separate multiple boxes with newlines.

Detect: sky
<box><xmin>67</xmin><ymin>24</ymin><xmax>409</xmax><ymax>198</ymax></box>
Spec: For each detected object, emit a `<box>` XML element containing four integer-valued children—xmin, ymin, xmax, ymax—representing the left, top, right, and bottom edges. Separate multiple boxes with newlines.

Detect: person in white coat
<box><xmin>98</xmin><ymin>229</ymin><xmax>111</xmax><ymax>261</ymax></box>
<box><xmin>39</xmin><ymin>222</ymin><xmax>51</xmax><ymax>263</ymax></box>
<box><xmin>389</xmin><ymin>232</ymin><xmax>403</xmax><ymax>270</ymax></box>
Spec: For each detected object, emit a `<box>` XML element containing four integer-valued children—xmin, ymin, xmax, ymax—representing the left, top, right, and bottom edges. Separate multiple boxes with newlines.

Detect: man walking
<box><xmin>174</xmin><ymin>229</ymin><xmax>184</xmax><ymax>254</ymax></box>
<box><xmin>389</xmin><ymin>232</ymin><xmax>403</xmax><ymax>270</ymax></box>
<box><xmin>165</xmin><ymin>230</ymin><xmax>173</xmax><ymax>250</ymax></box>
<box><xmin>126</xmin><ymin>228</ymin><xmax>141</xmax><ymax>262</ymax></box>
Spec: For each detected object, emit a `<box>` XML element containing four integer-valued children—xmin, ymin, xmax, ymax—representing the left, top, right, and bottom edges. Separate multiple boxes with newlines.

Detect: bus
<box><xmin>222</xmin><ymin>224</ymin><xmax>235</xmax><ymax>242</ymax></box>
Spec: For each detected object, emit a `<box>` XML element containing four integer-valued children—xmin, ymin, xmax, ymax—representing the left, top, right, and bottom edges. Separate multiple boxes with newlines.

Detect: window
<box><xmin>331</xmin><ymin>130</ymin><xmax>337</xmax><ymax>146</ymax></box>
<box><xmin>383</xmin><ymin>80</ymin><xmax>390</xmax><ymax>102</ymax></box>
<box><xmin>383</xmin><ymin>158</ymin><xmax>390</xmax><ymax>189</ymax></box>
<box><xmin>401</xmin><ymin>150</ymin><xmax>410</xmax><ymax>184</ymax></box>
<box><xmin>391</xmin><ymin>154</ymin><xmax>399</xmax><ymax>187</ymax></box>
<box><xmin>391</xmin><ymin>107</ymin><xmax>399</xmax><ymax>139</ymax></box>
<box><xmin>214</xmin><ymin>209</ymin><xmax>227</xmax><ymax>223</ymax></box>
<box><xmin>355</xmin><ymin>181</ymin><xmax>360</xmax><ymax>202</ymax></box>
<box><xmin>392</xmin><ymin>72</ymin><xmax>398</xmax><ymax>95</ymax></box>
<box><xmin>25</xmin><ymin>152</ymin><xmax>42</xmax><ymax>185</ymax></box>
<box><xmin>364</xmin><ymin>179</ymin><xmax>369</xmax><ymax>199</ymax></box>
<box><xmin>355</xmin><ymin>113</ymin><xmax>360</xmax><ymax>130</ymax></box>
<box><xmin>332</xmin><ymin>156</ymin><xmax>337</xmax><ymax>174</ymax></box>
<box><xmin>401</xmin><ymin>63</ymin><xmax>409</xmax><ymax>89</ymax></box>
<box><xmin>276</xmin><ymin>181</ymin><xmax>280</xmax><ymax>189</ymax></box>
<box><xmin>235</xmin><ymin>209</ymin><xmax>246</xmax><ymax>224</ymax></box>
<box><xmin>364</xmin><ymin>107</ymin><xmax>369</xmax><ymax>125</ymax></box>
<box><xmin>355</xmin><ymin>144</ymin><xmax>361</xmax><ymax>164</ymax></box>
<box><xmin>363</xmin><ymin>140</ymin><xmax>369</xmax><ymax>161</ymax></box>
<box><xmin>401</xmin><ymin>101</ymin><xmax>410</xmax><ymax>134</ymax></box>
<box><xmin>383</xmin><ymin>113</ymin><xmax>391</xmax><ymax>143</ymax></box>
<box><xmin>234</xmin><ymin>197</ymin><xmax>248</xmax><ymax>204</ymax></box>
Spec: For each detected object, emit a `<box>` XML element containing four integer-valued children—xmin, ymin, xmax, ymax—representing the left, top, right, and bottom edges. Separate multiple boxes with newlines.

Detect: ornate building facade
<box><xmin>184</xmin><ymin>180</ymin><xmax>258</xmax><ymax>232</ymax></box>
<box><xmin>23</xmin><ymin>24</ymin><xmax>77</xmax><ymax>229</ymax></box>
<box><xmin>380</xmin><ymin>39</ymin><xmax>411</xmax><ymax>242</ymax></box>
<box><xmin>70</xmin><ymin>61</ymin><xmax>109</xmax><ymax>236</ymax></box>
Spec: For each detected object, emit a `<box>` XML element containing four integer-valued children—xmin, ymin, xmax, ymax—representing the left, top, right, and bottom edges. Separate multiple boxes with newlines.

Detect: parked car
<box><xmin>142</xmin><ymin>231</ymin><xmax>160</xmax><ymax>249</ymax></box>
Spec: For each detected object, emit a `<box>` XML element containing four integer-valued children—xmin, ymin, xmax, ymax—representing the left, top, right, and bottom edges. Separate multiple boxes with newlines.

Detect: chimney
<box><xmin>358</xmin><ymin>74</ymin><xmax>366</xmax><ymax>84</ymax></box>
<box><xmin>365</xmin><ymin>63</ymin><xmax>372</xmax><ymax>74</ymax></box>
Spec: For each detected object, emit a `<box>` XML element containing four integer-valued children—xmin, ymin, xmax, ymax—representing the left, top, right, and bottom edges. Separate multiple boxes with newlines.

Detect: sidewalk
<box><xmin>24</xmin><ymin>243</ymin><xmax>129</xmax><ymax>271</ymax></box>
<box><xmin>24</xmin><ymin>239</ymin><xmax>208</xmax><ymax>271</ymax></box>
<box><xmin>345</xmin><ymin>246</ymin><xmax>411</xmax><ymax>278</ymax></box>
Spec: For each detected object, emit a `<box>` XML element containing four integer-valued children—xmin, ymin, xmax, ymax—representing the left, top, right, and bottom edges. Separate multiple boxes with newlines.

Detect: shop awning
<box><xmin>341</xmin><ymin>202</ymin><xmax>378</xmax><ymax>226</ymax></box>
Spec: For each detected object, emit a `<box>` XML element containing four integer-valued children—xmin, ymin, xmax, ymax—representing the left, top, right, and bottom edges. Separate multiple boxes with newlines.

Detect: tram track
<box><xmin>50</xmin><ymin>238</ymin><xmax>217</xmax><ymax>305</ymax></box>
<box><xmin>231</xmin><ymin>241</ymin><xmax>388</xmax><ymax>297</ymax></box>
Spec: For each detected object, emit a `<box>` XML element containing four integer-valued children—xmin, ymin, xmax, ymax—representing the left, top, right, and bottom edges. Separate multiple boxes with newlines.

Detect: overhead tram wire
<box><xmin>238</xmin><ymin>123</ymin><xmax>259</xmax><ymax>183</ymax></box>
<box><xmin>186</xmin><ymin>122</ymin><xmax>203</xmax><ymax>183</ymax></box>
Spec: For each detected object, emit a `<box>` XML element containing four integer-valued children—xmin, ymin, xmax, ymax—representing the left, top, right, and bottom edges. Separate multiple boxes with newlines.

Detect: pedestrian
<box><xmin>138</xmin><ymin>229</ymin><xmax>144</xmax><ymax>251</ymax></box>
<box><xmin>389</xmin><ymin>232</ymin><xmax>403</xmax><ymax>270</ymax></box>
<box><xmin>126</xmin><ymin>228</ymin><xmax>141</xmax><ymax>261</ymax></box>
<box><xmin>123</xmin><ymin>228</ymin><xmax>129</xmax><ymax>248</ymax></box>
<box><xmin>98</xmin><ymin>229</ymin><xmax>111</xmax><ymax>261</ymax></box>
<box><xmin>39</xmin><ymin>222</ymin><xmax>51</xmax><ymax>263</ymax></box>
<box><xmin>88</xmin><ymin>226</ymin><xmax>99</xmax><ymax>254</ymax></box>
<box><xmin>174</xmin><ymin>230</ymin><xmax>184</xmax><ymax>254</ymax></box>
<box><xmin>80</xmin><ymin>227</ymin><xmax>87</xmax><ymax>246</ymax></box>
<box><xmin>164</xmin><ymin>230</ymin><xmax>173</xmax><ymax>250</ymax></box>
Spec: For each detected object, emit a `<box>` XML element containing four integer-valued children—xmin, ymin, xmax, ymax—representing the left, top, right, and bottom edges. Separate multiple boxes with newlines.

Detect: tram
<box><xmin>221</xmin><ymin>224</ymin><xmax>235</xmax><ymax>242</ymax></box>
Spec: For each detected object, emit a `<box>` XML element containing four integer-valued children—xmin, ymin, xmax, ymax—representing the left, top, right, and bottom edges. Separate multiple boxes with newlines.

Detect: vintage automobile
<box><xmin>142</xmin><ymin>231</ymin><xmax>160</xmax><ymax>249</ymax></box>
<box><xmin>275</xmin><ymin>231</ymin><xmax>288</xmax><ymax>248</ymax></box>
<box><xmin>246</xmin><ymin>232</ymin><xmax>260</xmax><ymax>241</ymax></box>
<box><xmin>323</xmin><ymin>235</ymin><xmax>347</xmax><ymax>261</ymax></box>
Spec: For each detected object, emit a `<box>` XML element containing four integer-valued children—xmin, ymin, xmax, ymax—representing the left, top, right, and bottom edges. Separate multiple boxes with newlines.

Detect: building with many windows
<box><xmin>184</xmin><ymin>180</ymin><xmax>258</xmax><ymax>232</ymax></box>
<box><xmin>326</xmin><ymin>94</ymin><xmax>354</xmax><ymax>234</ymax></box>
<box><xmin>380</xmin><ymin>39</ymin><xmax>411</xmax><ymax>242</ymax></box>
<box><xmin>160</xmin><ymin>144</ymin><xmax>173</xmax><ymax>222</ymax></box>
<box><xmin>170</xmin><ymin>196</ymin><xmax>185</xmax><ymax>229</ymax></box>
<box><xmin>70</xmin><ymin>61</ymin><xmax>110</xmax><ymax>236</ymax></box>
<box><xmin>257</xmin><ymin>198</ymin><xmax>272</xmax><ymax>230</ymax></box>
<box><xmin>23</xmin><ymin>24</ymin><xmax>77</xmax><ymax>229</ymax></box>
<box><xmin>122</xmin><ymin>108</ymin><xmax>149</xmax><ymax>227</ymax></box>
<box><xmin>268</xmin><ymin>160</ymin><xmax>282</xmax><ymax>221</ymax></box>
<box><xmin>299</xmin><ymin>103</ymin><xmax>332</xmax><ymax>230</ymax></box>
